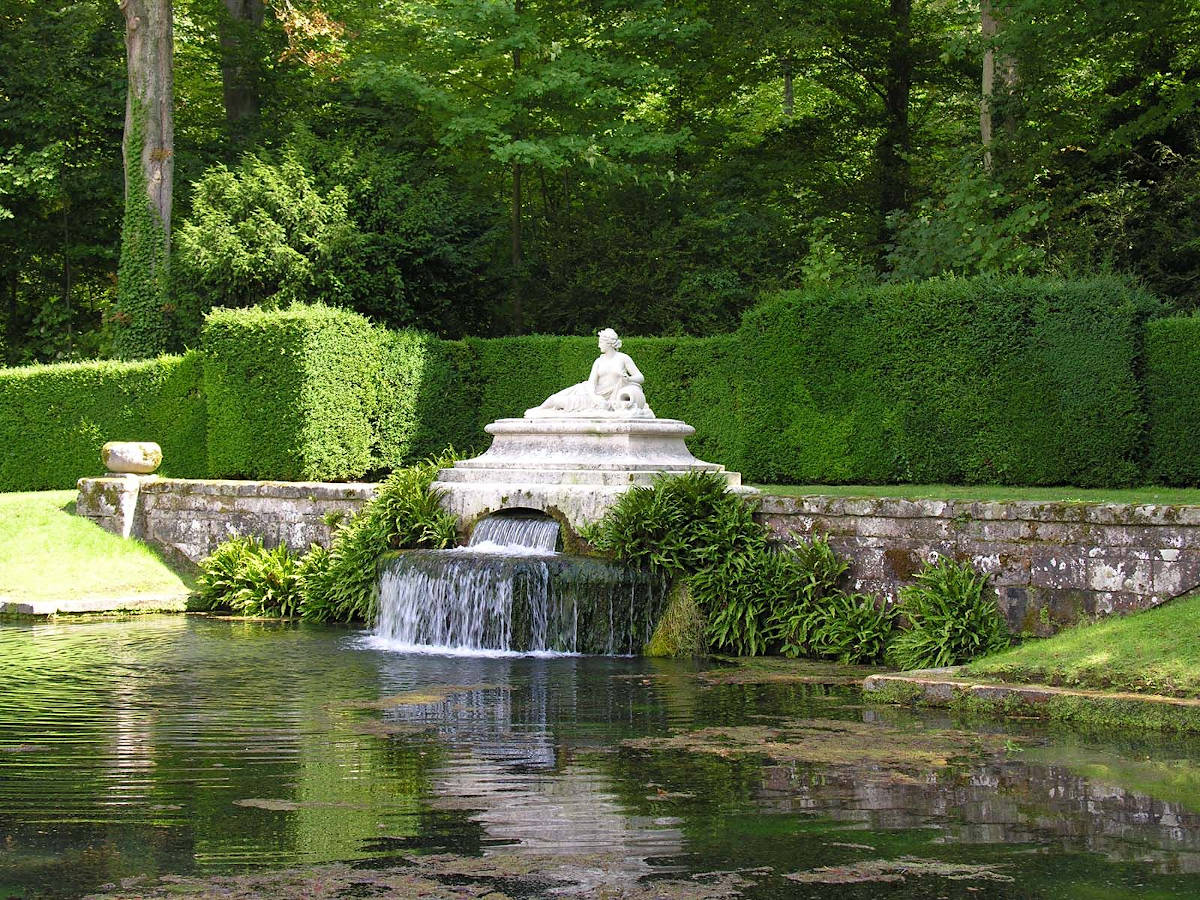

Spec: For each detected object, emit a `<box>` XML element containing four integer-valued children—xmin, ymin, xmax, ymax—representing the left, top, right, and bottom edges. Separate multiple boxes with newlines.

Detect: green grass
<box><xmin>0</xmin><ymin>491</ymin><xmax>194</xmax><ymax>605</ymax></box>
<box><xmin>756</xmin><ymin>484</ymin><xmax>1200</xmax><ymax>505</ymax></box>
<box><xmin>965</xmin><ymin>592</ymin><xmax>1200</xmax><ymax>697</ymax></box>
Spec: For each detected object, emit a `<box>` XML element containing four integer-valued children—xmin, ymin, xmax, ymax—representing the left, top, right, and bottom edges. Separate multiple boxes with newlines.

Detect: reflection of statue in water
<box><xmin>525</xmin><ymin>329</ymin><xmax>655</xmax><ymax>419</ymax></box>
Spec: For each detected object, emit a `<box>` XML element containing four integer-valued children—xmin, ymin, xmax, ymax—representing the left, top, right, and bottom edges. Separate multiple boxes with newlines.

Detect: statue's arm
<box><xmin>622</xmin><ymin>354</ymin><xmax>645</xmax><ymax>385</ymax></box>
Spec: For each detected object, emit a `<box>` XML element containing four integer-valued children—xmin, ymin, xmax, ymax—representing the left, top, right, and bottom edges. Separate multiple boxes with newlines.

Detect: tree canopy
<box><xmin>1</xmin><ymin>0</ymin><xmax>1197</xmax><ymax>361</ymax></box>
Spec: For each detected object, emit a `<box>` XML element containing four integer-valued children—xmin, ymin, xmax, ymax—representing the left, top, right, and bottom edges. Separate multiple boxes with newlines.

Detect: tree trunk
<box><xmin>981</xmin><ymin>1</ymin><xmax>1017</xmax><ymax>170</ymax></box>
<box><xmin>876</xmin><ymin>0</ymin><xmax>913</xmax><ymax>264</ymax></box>
<box><xmin>5</xmin><ymin>270</ymin><xmax>17</xmax><ymax>366</ymax></box>
<box><xmin>782</xmin><ymin>56</ymin><xmax>794</xmax><ymax>117</ymax></box>
<box><xmin>62</xmin><ymin>205</ymin><xmax>73</xmax><ymax>353</ymax></box>
<box><xmin>509</xmin><ymin>0</ymin><xmax>524</xmax><ymax>332</ymax></box>
<box><xmin>221</xmin><ymin>0</ymin><xmax>263</xmax><ymax>150</ymax></box>
<box><xmin>114</xmin><ymin>0</ymin><xmax>174</xmax><ymax>358</ymax></box>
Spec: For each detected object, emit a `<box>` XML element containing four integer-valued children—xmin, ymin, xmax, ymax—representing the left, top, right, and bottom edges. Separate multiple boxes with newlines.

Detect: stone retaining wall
<box><xmin>758</xmin><ymin>495</ymin><xmax>1200</xmax><ymax>633</ymax></box>
<box><xmin>75</xmin><ymin>478</ymin><xmax>1200</xmax><ymax>632</ymax></box>
<box><xmin>76</xmin><ymin>476</ymin><xmax>377</xmax><ymax>564</ymax></box>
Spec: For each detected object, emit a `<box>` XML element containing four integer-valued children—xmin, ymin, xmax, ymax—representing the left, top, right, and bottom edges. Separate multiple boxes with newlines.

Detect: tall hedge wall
<box><xmin>738</xmin><ymin>277</ymin><xmax>1157</xmax><ymax>486</ymax></box>
<box><xmin>1147</xmin><ymin>316</ymin><xmax>1200</xmax><ymax>485</ymax></box>
<box><xmin>0</xmin><ymin>352</ymin><xmax>206</xmax><ymax>491</ymax></box>
<box><xmin>202</xmin><ymin>305</ymin><xmax>383</xmax><ymax>481</ymax></box>
<box><xmin>0</xmin><ymin>276</ymin><xmax>1175</xmax><ymax>492</ymax></box>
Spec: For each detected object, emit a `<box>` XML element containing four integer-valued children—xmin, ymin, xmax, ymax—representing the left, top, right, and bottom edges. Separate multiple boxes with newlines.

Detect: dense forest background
<box><xmin>1</xmin><ymin>0</ymin><xmax>1198</xmax><ymax>363</ymax></box>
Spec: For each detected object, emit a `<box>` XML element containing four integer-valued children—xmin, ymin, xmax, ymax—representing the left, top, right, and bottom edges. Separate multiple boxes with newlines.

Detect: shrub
<box><xmin>737</xmin><ymin>277</ymin><xmax>1157</xmax><ymax>486</ymax></box>
<box><xmin>191</xmin><ymin>535</ymin><xmax>305</xmax><ymax>618</ymax></box>
<box><xmin>374</xmin><ymin>332</ymin><xmax>480</xmax><ymax>467</ymax></box>
<box><xmin>1146</xmin><ymin>316</ymin><xmax>1200</xmax><ymax>485</ymax></box>
<box><xmin>764</xmin><ymin>537</ymin><xmax>850</xmax><ymax>656</ymax></box>
<box><xmin>586</xmin><ymin>471</ymin><xmax>766</xmax><ymax>576</ymax></box>
<box><xmin>805</xmin><ymin>593</ymin><xmax>896</xmax><ymax>665</ymax></box>
<box><xmin>202</xmin><ymin>304</ymin><xmax>382</xmax><ymax>481</ymax></box>
<box><xmin>589</xmin><ymin>474</ymin><xmax>876</xmax><ymax>657</ymax></box>
<box><xmin>887</xmin><ymin>557</ymin><xmax>1010</xmax><ymax>670</ymax></box>
<box><xmin>175</xmin><ymin>153</ymin><xmax>363</xmax><ymax>340</ymax></box>
<box><xmin>190</xmin><ymin>456</ymin><xmax>458</xmax><ymax>623</ymax></box>
<box><xmin>0</xmin><ymin>352</ymin><xmax>207</xmax><ymax>491</ymax></box>
<box><xmin>300</xmin><ymin>454</ymin><xmax>459</xmax><ymax>622</ymax></box>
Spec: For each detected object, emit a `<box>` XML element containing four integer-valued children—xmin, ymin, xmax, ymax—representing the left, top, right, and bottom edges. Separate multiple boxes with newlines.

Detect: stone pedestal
<box><xmin>432</xmin><ymin>417</ymin><xmax>747</xmax><ymax>534</ymax></box>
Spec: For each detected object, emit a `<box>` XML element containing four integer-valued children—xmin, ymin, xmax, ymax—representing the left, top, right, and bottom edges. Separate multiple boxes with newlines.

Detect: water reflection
<box><xmin>2</xmin><ymin>618</ymin><xmax>1200</xmax><ymax>898</ymax></box>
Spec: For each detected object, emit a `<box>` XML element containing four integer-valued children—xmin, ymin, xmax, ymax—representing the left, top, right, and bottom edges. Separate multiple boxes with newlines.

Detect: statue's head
<box><xmin>598</xmin><ymin>328</ymin><xmax>621</xmax><ymax>351</ymax></box>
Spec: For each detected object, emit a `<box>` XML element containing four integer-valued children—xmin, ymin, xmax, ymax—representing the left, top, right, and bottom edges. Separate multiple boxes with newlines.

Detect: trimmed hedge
<box><xmin>1147</xmin><ymin>316</ymin><xmax>1200</xmax><ymax>485</ymax></box>
<box><xmin>0</xmin><ymin>276</ymin><xmax>1176</xmax><ymax>491</ymax></box>
<box><xmin>0</xmin><ymin>352</ymin><xmax>207</xmax><ymax>491</ymax></box>
<box><xmin>374</xmin><ymin>331</ymin><xmax>478</xmax><ymax>466</ymax></box>
<box><xmin>738</xmin><ymin>277</ymin><xmax>1157</xmax><ymax>486</ymax></box>
<box><xmin>202</xmin><ymin>304</ymin><xmax>381</xmax><ymax>481</ymax></box>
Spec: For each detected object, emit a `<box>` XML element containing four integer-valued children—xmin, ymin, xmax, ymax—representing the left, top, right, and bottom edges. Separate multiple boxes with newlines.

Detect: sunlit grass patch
<box><xmin>0</xmin><ymin>490</ymin><xmax>193</xmax><ymax>605</ymax></box>
<box><xmin>966</xmin><ymin>592</ymin><xmax>1200</xmax><ymax>697</ymax></box>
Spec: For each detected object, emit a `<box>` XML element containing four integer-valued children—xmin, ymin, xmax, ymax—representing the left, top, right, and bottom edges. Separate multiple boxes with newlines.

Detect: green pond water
<box><xmin>2</xmin><ymin>617</ymin><xmax>1200</xmax><ymax>898</ymax></box>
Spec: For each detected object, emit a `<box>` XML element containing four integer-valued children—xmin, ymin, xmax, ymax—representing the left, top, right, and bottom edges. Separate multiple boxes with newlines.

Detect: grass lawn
<box><xmin>756</xmin><ymin>483</ymin><xmax>1200</xmax><ymax>505</ymax></box>
<box><xmin>966</xmin><ymin>592</ymin><xmax>1200</xmax><ymax>697</ymax></box>
<box><xmin>0</xmin><ymin>490</ymin><xmax>194</xmax><ymax>606</ymax></box>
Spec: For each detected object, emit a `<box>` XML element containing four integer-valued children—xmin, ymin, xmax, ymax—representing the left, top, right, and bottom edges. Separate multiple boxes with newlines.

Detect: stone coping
<box><xmin>79</xmin><ymin>476</ymin><xmax>379</xmax><ymax>501</ymax></box>
<box><xmin>863</xmin><ymin>669</ymin><xmax>1200</xmax><ymax>711</ymax></box>
<box><xmin>78</xmin><ymin>478</ymin><xmax>1200</xmax><ymax>523</ymax></box>
<box><xmin>758</xmin><ymin>494</ymin><xmax>1200</xmax><ymax>526</ymax></box>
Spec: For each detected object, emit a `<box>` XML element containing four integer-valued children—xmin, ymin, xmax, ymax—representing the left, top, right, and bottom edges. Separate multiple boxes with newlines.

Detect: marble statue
<box><xmin>525</xmin><ymin>328</ymin><xmax>654</xmax><ymax>418</ymax></box>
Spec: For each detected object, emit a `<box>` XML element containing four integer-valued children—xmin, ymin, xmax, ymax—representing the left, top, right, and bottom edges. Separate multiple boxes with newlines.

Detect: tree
<box><xmin>0</xmin><ymin>0</ymin><xmax>125</xmax><ymax>363</ymax></box>
<box><xmin>113</xmin><ymin>0</ymin><xmax>175</xmax><ymax>358</ymax></box>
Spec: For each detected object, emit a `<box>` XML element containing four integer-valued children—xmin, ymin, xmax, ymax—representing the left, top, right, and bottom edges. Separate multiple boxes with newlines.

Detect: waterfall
<box><xmin>468</xmin><ymin>514</ymin><xmax>560</xmax><ymax>554</ymax></box>
<box><xmin>372</xmin><ymin>513</ymin><xmax>663</xmax><ymax>655</ymax></box>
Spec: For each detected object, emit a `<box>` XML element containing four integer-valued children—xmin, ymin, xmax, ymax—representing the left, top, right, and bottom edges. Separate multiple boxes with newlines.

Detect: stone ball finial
<box><xmin>102</xmin><ymin>441</ymin><xmax>162</xmax><ymax>474</ymax></box>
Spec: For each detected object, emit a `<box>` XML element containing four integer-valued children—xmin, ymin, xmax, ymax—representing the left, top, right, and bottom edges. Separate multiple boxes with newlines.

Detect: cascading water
<box><xmin>373</xmin><ymin>512</ymin><xmax>664</xmax><ymax>655</ymax></box>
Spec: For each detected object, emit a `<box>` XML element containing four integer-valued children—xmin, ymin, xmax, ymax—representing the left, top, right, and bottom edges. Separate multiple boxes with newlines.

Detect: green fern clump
<box><xmin>805</xmin><ymin>593</ymin><xmax>896</xmax><ymax>665</ymax></box>
<box><xmin>586</xmin><ymin>472</ymin><xmax>766</xmax><ymax>576</ymax></box>
<box><xmin>589</xmin><ymin>473</ymin><xmax>888</xmax><ymax>658</ymax></box>
<box><xmin>191</xmin><ymin>535</ymin><xmax>304</xmax><ymax>617</ymax></box>
<box><xmin>191</xmin><ymin>453</ymin><xmax>458</xmax><ymax>624</ymax></box>
<box><xmin>299</xmin><ymin>453</ymin><xmax>458</xmax><ymax>622</ymax></box>
<box><xmin>887</xmin><ymin>557</ymin><xmax>1010</xmax><ymax>670</ymax></box>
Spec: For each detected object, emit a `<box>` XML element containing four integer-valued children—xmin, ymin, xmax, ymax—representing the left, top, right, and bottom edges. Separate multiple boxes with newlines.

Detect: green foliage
<box><xmin>586</xmin><ymin>472</ymin><xmax>766</xmax><ymax>577</ymax></box>
<box><xmin>191</xmin><ymin>535</ymin><xmax>305</xmax><ymax>618</ymax></box>
<box><xmin>0</xmin><ymin>352</ymin><xmax>206</xmax><ymax>491</ymax></box>
<box><xmin>175</xmin><ymin>154</ymin><xmax>363</xmax><ymax>340</ymax></box>
<box><xmin>764</xmin><ymin>537</ymin><xmax>849</xmax><ymax>656</ymax></box>
<box><xmin>644</xmin><ymin>581</ymin><xmax>707</xmax><ymax>658</ymax></box>
<box><xmin>1146</xmin><ymin>316</ymin><xmax>1200</xmax><ymax>485</ymax></box>
<box><xmin>805</xmin><ymin>593</ymin><xmax>896</xmax><ymax>665</ymax></box>
<box><xmin>201</xmin><ymin>303</ymin><xmax>381</xmax><ymax>480</ymax></box>
<box><xmin>0</xmin><ymin>0</ymin><xmax>125</xmax><ymax>365</ymax></box>
<box><xmin>299</xmin><ymin>454</ymin><xmax>458</xmax><ymax>623</ymax></box>
<box><xmin>886</xmin><ymin>160</ymin><xmax>1050</xmax><ymax>279</ymax></box>
<box><xmin>374</xmin><ymin>331</ymin><xmax>479</xmax><ymax>468</ymax></box>
<box><xmin>737</xmin><ymin>277</ymin><xmax>1156</xmax><ymax>486</ymax></box>
<box><xmin>191</xmin><ymin>455</ymin><xmax>457</xmax><ymax>623</ymax></box>
<box><xmin>887</xmin><ymin>557</ymin><xmax>1010</xmax><ymax>670</ymax></box>
<box><xmin>589</xmin><ymin>473</ymin><xmax>878</xmax><ymax>658</ymax></box>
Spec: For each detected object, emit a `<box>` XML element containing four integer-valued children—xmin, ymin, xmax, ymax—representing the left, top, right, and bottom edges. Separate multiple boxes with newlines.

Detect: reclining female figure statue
<box><xmin>524</xmin><ymin>328</ymin><xmax>654</xmax><ymax>418</ymax></box>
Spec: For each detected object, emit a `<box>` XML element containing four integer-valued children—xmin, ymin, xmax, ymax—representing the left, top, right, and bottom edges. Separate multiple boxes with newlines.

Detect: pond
<box><xmin>1</xmin><ymin>616</ymin><xmax>1199</xmax><ymax>898</ymax></box>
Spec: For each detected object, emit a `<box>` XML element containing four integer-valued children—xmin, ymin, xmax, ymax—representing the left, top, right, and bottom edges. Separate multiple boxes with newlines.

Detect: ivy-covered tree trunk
<box><xmin>114</xmin><ymin>0</ymin><xmax>173</xmax><ymax>359</ymax></box>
